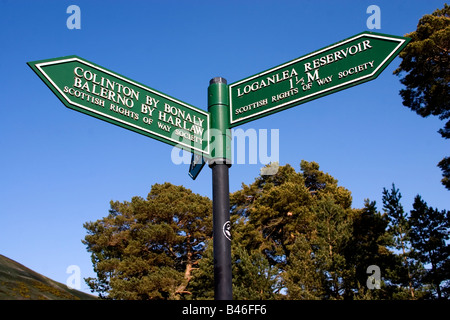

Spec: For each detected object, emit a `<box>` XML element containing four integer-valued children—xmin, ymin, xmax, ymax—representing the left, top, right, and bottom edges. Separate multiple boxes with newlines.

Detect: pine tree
<box><xmin>409</xmin><ymin>195</ymin><xmax>450</xmax><ymax>299</ymax></box>
<box><xmin>230</xmin><ymin>163</ymin><xmax>314</xmax><ymax>270</ymax></box>
<box><xmin>316</xmin><ymin>197</ymin><xmax>355</xmax><ymax>299</ymax></box>
<box><xmin>284</xmin><ymin>234</ymin><xmax>325</xmax><ymax>299</ymax></box>
<box><xmin>344</xmin><ymin>200</ymin><xmax>396</xmax><ymax>299</ymax></box>
<box><xmin>187</xmin><ymin>240</ymin><xmax>215</xmax><ymax>299</ymax></box>
<box><xmin>393</xmin><ymin>4</ymin><xmax>450</xmax><ymax>190</ymax></box>
<box><xmin>227</xmin><ymin>161</ymin><xmax>356</xmax><ymax>299</ymax></box>
<box><xmin>382</xmin><ymin>184</ymin><xmax>415</xmax><ymax>299</ymax></box>
<box><xmin>82</xmin><ymin>183</ymin><xmax>212</xmax><ymax>299</ymax></box>
<box><xmin>231</xmin><ymin>242</ymin><xmax>281</xmax><ymax>299</ymax></box>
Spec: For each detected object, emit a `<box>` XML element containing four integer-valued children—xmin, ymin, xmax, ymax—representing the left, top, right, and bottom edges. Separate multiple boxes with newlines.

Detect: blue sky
<box><xmin>1</xmin><ymin>0</ymin><xmax>448</xmax><ymax>294</ymax></box>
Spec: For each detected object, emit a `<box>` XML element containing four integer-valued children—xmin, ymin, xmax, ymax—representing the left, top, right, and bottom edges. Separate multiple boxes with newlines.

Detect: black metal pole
<box><xmin>208</xmin><ymin>77</ymin><xmax>232</xmax><ymax>300</ymax></box>
<box><xmin>211</xmin><ymin>161</ymin><xmax>232</xmax><ymax>300</ymax></box>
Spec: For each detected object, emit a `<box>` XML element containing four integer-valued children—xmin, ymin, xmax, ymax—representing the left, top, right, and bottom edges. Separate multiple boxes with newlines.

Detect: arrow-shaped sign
<box><xmin>28</xmin><ymin>56</ymin><xmax>210</xmax><ymax>156</ymax></box>
<box><xmin>228</xmin><ymin>32</ymin><xmax>410</xmax><ymax>127</ymax></box>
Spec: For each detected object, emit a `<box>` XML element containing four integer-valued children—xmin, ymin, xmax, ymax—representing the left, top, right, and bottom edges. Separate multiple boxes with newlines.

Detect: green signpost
<box><xmin>28</xmin><ymin>56</ymin><xmax>210</xmax><ymax>157</ymax></box>
<box><xmin>229</xmin><ymin>32</ymin><xmax>409</xmax><ymax>127</ymax></box>
<box><xmin>28</xmin><ymin>31</ymin><xmax>409</xmax><ymax>301</ymax></box>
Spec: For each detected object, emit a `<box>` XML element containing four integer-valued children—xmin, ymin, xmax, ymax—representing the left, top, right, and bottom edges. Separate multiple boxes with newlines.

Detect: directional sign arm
<box><xmin>228</xmin><ymin>32</ymin><xmax>410</xmax><ymax>127</ymax></box>
<box><xmin>28</xmin><ymin>56</ymin><xmax>211</xmax><ymax>157</ymax></box>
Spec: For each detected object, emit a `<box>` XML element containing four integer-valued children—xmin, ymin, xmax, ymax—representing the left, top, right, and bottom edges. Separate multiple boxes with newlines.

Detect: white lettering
<box><xmin>235</xmin><ymin>68</ymin><xmax>298</xmax><ymax>97</ymax></box>
<box><xmin>306</xmin><ymin>69</ymin><xmax>319</xmax><ymax>83</ymax></box>
<box><xmin>234</xmin><ymin>99</ymin><xmax>269</xmax><ymax>115</ymax></box>
<box><xmin>338</xmin><ymin>60</ymin><xmax>375</xmax><ymax>79</ymax></box>
<box><xmin>271</xmin><ymin>88</ymin><xmax>299</xmax><ymax>102</ymax></box>
<box><xmin>303</xmin><ymin>40</ymin><xmax>373</xmax><ymax>72</ymax></box>
<box><xmin>71</xmin><ymin>67</ymin><xmax>141</xmax><ymax>105</ymax></box>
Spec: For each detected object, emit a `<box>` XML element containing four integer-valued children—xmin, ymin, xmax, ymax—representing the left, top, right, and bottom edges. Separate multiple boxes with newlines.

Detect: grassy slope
<box><xmin>0</xmin><ymin>254</ymin><xmax>97</xmax><ymax>300</ymax></box>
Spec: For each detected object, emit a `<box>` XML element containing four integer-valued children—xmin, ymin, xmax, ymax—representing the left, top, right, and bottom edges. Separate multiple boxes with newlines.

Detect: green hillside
<box><xmin>0</xmin><ymin>254</ymin><xmax>97</xmax><ymax>300</ymax></box>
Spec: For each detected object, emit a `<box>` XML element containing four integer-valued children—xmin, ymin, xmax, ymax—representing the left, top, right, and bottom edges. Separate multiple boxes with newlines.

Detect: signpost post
<box><xmin>28</xmin><ymin>31</ymin><xmax>409</xmax><ymax>301</ymax></box>
<box><xmin>208</xmin><ymin>77</ymin><xmax>232</xmax><ymax>300</ymax></box>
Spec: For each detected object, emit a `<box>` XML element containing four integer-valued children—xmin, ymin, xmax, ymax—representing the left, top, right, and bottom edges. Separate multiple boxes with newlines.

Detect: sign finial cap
<box><xmin>210</xmin><ymin>77</ymin><xmax>227</xmax><ymax>85</ymax></box>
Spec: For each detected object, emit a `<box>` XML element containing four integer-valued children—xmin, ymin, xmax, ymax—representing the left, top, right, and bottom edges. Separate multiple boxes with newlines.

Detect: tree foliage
<box><xmin>382</xmin><ymin>184</ymin><xmax>418</xmax><ymax>299</ymax></box>
<box><xmin>394</xmin><ymin>4</ymin><xmax>450</xmax><ymax>189</ymax></box>
<box><xmin>409</xmin><ymin>195</ymin><xmax>450</xmax><ymax>299</ymax></box>
<box><xmin>82</xmin><ymin>183</ymin><xmax>212</xmax><ymax>299</ymax></box>
<box><xmin>83</xmin><ymin>163</ymin><xmax>449</xmax><ymax>300</ymax></box>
